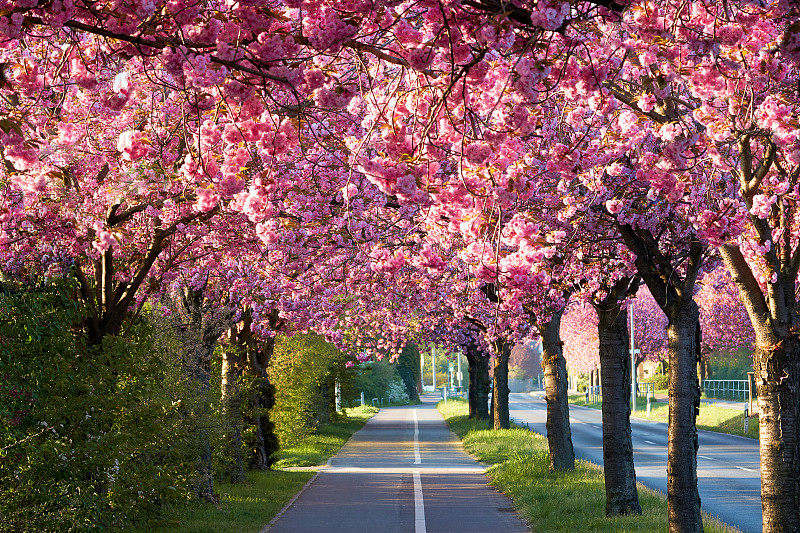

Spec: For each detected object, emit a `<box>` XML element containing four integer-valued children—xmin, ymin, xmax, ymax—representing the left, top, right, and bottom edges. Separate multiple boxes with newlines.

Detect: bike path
<box><xmin>266</xmin><ymin>396</ymin><xmax>529</xmax><ymax>533</ymax></box>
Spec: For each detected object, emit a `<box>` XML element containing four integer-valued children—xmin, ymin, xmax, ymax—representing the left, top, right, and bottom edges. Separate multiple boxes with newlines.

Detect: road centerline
<box><xmin>413</xmin><ymin>471</ymin><xmax>426</xmax><ymax>533</ymax></box>
<box><xmin>413</xmin><ymin>409</ymin><xmax>421</xmax><ymax>465</ymax></box>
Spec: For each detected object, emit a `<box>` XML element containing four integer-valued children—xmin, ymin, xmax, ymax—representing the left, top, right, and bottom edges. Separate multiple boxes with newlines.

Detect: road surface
<box><xmin>267</xmin><ymin>396</ymin><xmax>529</xmax><ymax>533</ymax></box>
<box><xmin>509</xmin><ymin>392</ymin><xmax>761</xmax><ymax>533</ymax></box>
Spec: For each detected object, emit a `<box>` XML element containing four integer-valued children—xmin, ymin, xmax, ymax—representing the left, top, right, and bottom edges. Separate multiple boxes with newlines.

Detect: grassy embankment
<box><xmin>571</xmin><ymin>395</ymin><xmax>758</xmax><ymax>439</ymax></box>
<box><xmin>438</xmin><ymin>398</ymin><xmax>741</xmax><ymax>533</ymax></box>
<box><xmin>145</xmin><ymin>405</ymin><xmax>379</xmax><ymax>533</ymax></box>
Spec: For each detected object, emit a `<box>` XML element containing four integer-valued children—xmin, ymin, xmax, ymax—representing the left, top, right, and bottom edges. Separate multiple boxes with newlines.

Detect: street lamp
<box><xmin>630</xmin><ymin>302</ymin><xmax>640</xmax><ymax>412</ymax></box>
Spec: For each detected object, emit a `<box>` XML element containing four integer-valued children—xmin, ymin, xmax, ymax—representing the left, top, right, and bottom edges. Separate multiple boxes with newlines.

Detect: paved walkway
<box><xmin>266</xmin><ymin>396</ymin><xmax>529</xmax><ymax>533</ymax></box>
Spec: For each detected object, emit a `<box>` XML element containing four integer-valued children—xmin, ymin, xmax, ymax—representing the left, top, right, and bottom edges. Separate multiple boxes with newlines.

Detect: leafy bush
<box><xmin>576</xmin><ymin>373</ymin><xmax>589</xmax><ymax>393</ymax></box>
<box><xmin>0</xmin><ymin>281</ymin><xmax>214</xmax><ymax>531</ymax></box>
<box><xmin>386</xmin><ymin>379</ymin><xmax>410</xmax><ymax>403</ymax></box>
<box><xmin>268</xmin><ymin>334</ymin><xmax>354</xmax><ymax>447</ymax></box>
<box><xmin>648</xmin><ymin>373</ymin><xmax>669</xmax><ymax>391</ymax></box>
<box><xmin>396</xmin><ymin>343</ymin><xmax>421</xmax><ymax>400</ymax></box>
<box><xmin>354</xmin><ymin>358</ymin><xmax>400</xmax><ymax>401</ymax></box>
<box><xmin>709</xmin><ymin>348</ymin><xmax>753</xmax><ymax>380</ymax></box>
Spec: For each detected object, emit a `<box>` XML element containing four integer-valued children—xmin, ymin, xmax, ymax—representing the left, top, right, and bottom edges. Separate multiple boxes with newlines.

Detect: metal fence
<box><xmin>586</xmin><ymin>385</ymin><xmax>602</xmax><ymax>404</ymax></box>
<box><xmin>701</xmin><ymin>379</ymin><xmax>750</xmax><ymax>401</ymax></box>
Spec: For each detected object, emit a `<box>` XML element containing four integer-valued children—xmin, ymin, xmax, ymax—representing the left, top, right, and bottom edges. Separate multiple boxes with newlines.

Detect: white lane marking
<box><xmin>736</xmin><ymin>466</ymin><xmax>757</xmax><ymax>472</ymax></box>
<box><xmin>644</xmin><ymin>440</ymin><xmax>657</xmax><ymax>445</ymax></box>
<box><xmin>326</xmin><ymin>466</ymin><xmax>485</xmax><ymax>474</ymax></box>
<box><xmin>592</xmin><ymin>425</ymin><xmax>601</xmax><ymax>429</ymax></box>
<box><xmin>413</xmin><ymin>410</ymin><xmax>421</xmax><ymax>465</ymax></box>
<box><xmin>414</xmin><ymin>471</ymin><xmax>426</xmax><ymax>533</ymax></box>
<box><xmin>698</xmin><ymin>455</ymin><xmax>715</xmax><ymax>461</ymax></box>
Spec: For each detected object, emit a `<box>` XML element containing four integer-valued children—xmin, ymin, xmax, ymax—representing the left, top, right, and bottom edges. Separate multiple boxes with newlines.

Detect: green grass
<box><xmin>438</xmin><ymin>399</ymin><xmax>741</xmax><ymax>533</ymax></box>
<box><xmin>144</xmin><ymin>470</ymin><xmax>316</xmax><ymax>533</ymax></box>
<box><xmin>144</xmin><ymin>404</ymin><xmax>379</xmax><ymax>532</ymax></box>
<box><xmin>570</xmin><ymin>395</ymin><xmax>758</xmax><ymax>439</ymax></box>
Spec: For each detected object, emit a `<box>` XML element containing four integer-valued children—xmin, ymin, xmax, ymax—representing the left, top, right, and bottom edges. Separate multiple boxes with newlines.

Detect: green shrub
<box><xmin>354</xmin><ymin>358</ymin><xmax>400</xmax><ymax>401</ymax></box>
<box><xmin>0</xmin><ymin>281</ymin><xmax>213</xmax><ymax>531</ymax></box>
<box><xmin>648</xmin><ymin>373</ymin><xmax>669</xmax><ymax>391</ymax></box>
<box><xmin>386</xmin><ymin>379</ymin><xmax>410</xmax><ymax>403</ymax></box>
<box><xmin>268</xmin><ymin>334</ymin><xmax>354</xmax><ymax>447</ymax></box>
<box><xmin>709</xmin><ymin>347</ymin><xmax>753</xmax><ymax>380</ymax></box>
<box><xmin>576</xmin><ymin>373</ymin><xmax>589</xmax><ymax>393</ymax></box>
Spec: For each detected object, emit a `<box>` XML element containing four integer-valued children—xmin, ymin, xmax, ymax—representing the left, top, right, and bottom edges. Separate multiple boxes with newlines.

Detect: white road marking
<box><xmin>698</xmin><ymin>455</ymin><xmax>715</xmax><ymax>461</ymax></box>
<box><xmin>592</xmin><ymin>425</ymin><xmax>601</xmax><ymax>429</ymax></box>
<box><xmin>644</xmin><ymin>440</ymin><xmax>657</xmax><ymax>445</ymax></box>
<box><xmin>413</xmin><ymin>410</ymin><xmax>421</xmax><ymax>465</ymax></box>
<box><xmin>736</xmin><ymin>466</ymin><xmax>757</xmax><ymax>472</ymax></box>
<box><xmin>414</xmin><ymin>471</ymin><xmax>426</xmax><ymax>533</ymax></box>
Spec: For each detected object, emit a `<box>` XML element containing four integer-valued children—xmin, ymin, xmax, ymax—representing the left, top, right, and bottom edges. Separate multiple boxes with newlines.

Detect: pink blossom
<box><xmin>92</xmin><ymin>230</ymin><xmax>116</xmax><ymax>254</ymax></box>
<box><xmin>750</xmin><ymin>194</ymin><xmax>776</xmax><ymax>219</ymax></box>
<box><xmin>117</xmin><ymin>130</ymin><xmax>153</xmax><ymax>161</ymax></box>
<box><xmin>194</xmin><ymin>187</ymin><xmax>219</xmax><ymax>212</ymax></box>
<box><xmin>638</xmin><ymin>93</ymin><xmax>656</xmax><ymax>112</ymax></box>
<box><xmin>56</xmin><ymin>122</ymin><xmax>82</xmax><ymax>146</ymax></box>
<box><xmin>605</xmin><ymin>199</ymin><xmax>623</xmax><ymax>214</ymax></box>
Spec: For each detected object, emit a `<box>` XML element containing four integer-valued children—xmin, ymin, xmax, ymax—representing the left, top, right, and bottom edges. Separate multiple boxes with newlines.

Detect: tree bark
<box><xmin>220</xmin><ymin>346</ymin><xmax>246</xmax><ymax>483</ymax></box>
<box><xmin>465</xmin><ymin>340</ymin><xmax>490</xmax><ymax>420</ymax></box>
<box><xmin>241</xmin><ymin>310</ymin><xmax>281</xmax><ymax>471</ymax></box>
<box><xmin>619</xmin><ymin>222</ymin><xmax>705</xmax><ymax>533</ymax></box>
<box><xmin>541</xmin><ymin>307</ymin><xmax>575</xmax><ymax>471</ymax></box>
<box><xmin>596</xmin><ymin>294</ymin><xmax>642</xmax><ymax>516</ymax></box>
<box><xmin>721</xmin><ymin>244</ymin><xmax>800</xmax><ymax>532</ymax></box>
<box><xmin>664</xmin><ymin>302</ymin><xmax>703</xmax><ymax>532</ymax></box>
<box><xmin>492</xmin><ymin>338</ymin><xmax>511</xmax><ymax>430</ymax></box>
<box><xmin>755</xmin><ymin>337</ymin><xmax>800</xmax><ymax>532</ymax></box>
<box><xmin>179</xmin><ymin>285</ymin><xmax>234</xmax><ymax>502</ymax></box>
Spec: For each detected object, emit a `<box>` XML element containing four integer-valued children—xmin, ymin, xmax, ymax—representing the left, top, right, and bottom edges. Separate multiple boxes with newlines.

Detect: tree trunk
<box><xmin>221</xmin><ymin>347</ymin><xmax>246</xmax><ymax>483</ymax></box>
<box><xmin>756</xmin><ymin>338</ymin><xmax>800</xmax><ymax>532</ymax></box>
<box><xmin>466</xmin><ymin>341</ymin><xmax>490</xmax><ymax>420</ymax></box>
<box><xmin>492</xmin><ymin>338</ymin><xmax>511</xmax><ymax>430</ymax></box>
<box><xmin>721</xmin><ymin>243</ymin><xmax>800</xmax><ymax>532</ymax></box>
<box><xmin>596</xmin><ymin>301</ymin><xmax>641</xmax><ymax>516</ymax></box>
<box><xmin>189</xmin><ymin>355</ymin><xmax>215</xmax><ymax>501</ymax></box>
<box><xmin>467</xmin><ymin>349</ymin><xmax>479</xmax><ymax>418</ymax></box>
<box><xmin>244</xmin><ymin>316</ymin><xmax>281</xmax><ymax>471</ymax></box>
<box><xmin>179</xmin><ymin>286</ymin><xmax>231</xmax><ymax>502</ymax></box>
<box><xmin>250</xmin><ymin>378</ymin><xmax>278</xmax><ymax>471</ymax></box>
<box><xmin>665</xmin><ymin>301</ymin><xmax>703</xmax><ymax>532</ymax></box>
<box><xmin>619</xmin><ymin>222</ymin><xmax>706</xmax><ymax>533</ymax></box>
<box><xmin>479</xmin><ymin>352</ymin><xmax>491</xmax><ymax>419</ymax></box>
<box><xmin>542</xmin><ymin>308</ymin><xmax>575</xmax><ymax>471</ymax></box>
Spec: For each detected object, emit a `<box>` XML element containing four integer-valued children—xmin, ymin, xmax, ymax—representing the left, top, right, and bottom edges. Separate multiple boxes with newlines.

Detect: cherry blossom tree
<box><xmin>562</xmin><ymin>302</ymin><xmax>600</xmax><ymax>376</ymax></box>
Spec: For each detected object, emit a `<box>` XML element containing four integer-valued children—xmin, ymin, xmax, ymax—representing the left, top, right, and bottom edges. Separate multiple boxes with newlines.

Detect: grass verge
<box><xmin>438</xmin><ymin>398</ymin><xmax>741</xmax><ymax>533</ymax></box>
<box><xmin>145</xmin><ymin>404</ymin><xmax>379</xmax><ymax>533</ymax></box>
<box><xmin>570</xmin><ymin>395</ymin><xmax>758</xmax><ymax>439</ymax></box>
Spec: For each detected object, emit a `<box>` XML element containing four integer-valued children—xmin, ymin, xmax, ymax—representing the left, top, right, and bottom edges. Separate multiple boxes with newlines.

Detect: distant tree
<box><xmin>396</xmin><ymin>342</ymin><xmax>421</xmax><ymax>401</ymax></box>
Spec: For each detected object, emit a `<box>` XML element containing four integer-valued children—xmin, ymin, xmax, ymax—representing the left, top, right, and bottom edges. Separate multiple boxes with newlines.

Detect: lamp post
<box><xmin>432</xmin><ymin>345</ymin><xmax>436</xmax><ymax>390</ymax></box>
<box><xmin>420</xmin><ymin>350</ymin><xmax>425</xmax><ymax>392</ymax></box>
<box><xmin>457</xmin><ymin>351</ymin><xmax>462</xmax><ymax>391</ymax></box>
<box><xmin>630</xmin><ymin>303</ymin><xmax>639</xmax><ymax>412</ymax></box>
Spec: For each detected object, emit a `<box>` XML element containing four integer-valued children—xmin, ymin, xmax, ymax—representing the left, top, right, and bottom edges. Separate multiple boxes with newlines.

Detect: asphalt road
<box><xmin>267</xmin><ymin>396</ymin><xmax>529</xmax><ymax>533</ymax></box>
<box><xmin>509</xmin><ymin>392</ymin><xmax>761</xmax><ymax>533</ymax></box>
